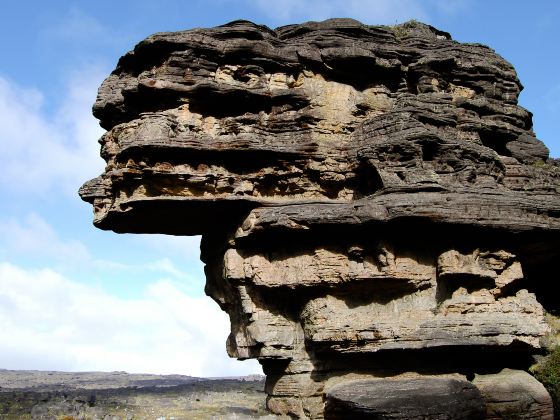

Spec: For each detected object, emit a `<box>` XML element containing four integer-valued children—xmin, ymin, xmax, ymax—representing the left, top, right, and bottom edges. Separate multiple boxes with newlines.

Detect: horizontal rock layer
<box><xmin>81</xmin><ymin>18</ymin><xmax>559</xmax><ymax>418</ymax></box>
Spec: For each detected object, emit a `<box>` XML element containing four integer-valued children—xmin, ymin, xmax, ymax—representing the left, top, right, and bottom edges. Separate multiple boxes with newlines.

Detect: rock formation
<box><xmin>80</xmin><ymin>19</ymin><xmax>560</xmax><ymax>419</ymax></box>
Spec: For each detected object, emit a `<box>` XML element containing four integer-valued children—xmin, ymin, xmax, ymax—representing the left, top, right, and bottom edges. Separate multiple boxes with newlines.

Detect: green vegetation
<box><xmin>532</xmin><ymin>158</ymin><xmax>560</xmax><ymax>174</ymax></box>
<box><xmin>390</xmin><ymin>20</ymin><xmax>419</xmax><ymax>40</ymax></box>
<box><xmin>533</xmin><ymin>345</ymin><xmax>560</xmax><ymax>417</ymax></box>
<box><xmin>532</xmin><ymin>313</ymin><xmax>560</xmax><ymax>416</ymax></box>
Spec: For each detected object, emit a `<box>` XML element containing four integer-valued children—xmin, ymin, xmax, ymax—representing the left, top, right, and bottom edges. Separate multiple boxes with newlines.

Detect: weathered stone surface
<box><xmin>79</xmin><ymin>19</ymin><xmax>560</xmax><ymax>237</ymax></box>
<box><xmin>473</xmin><ymin>369</ymin><xmax>554</xmax><ymax>419</ymax></box>
<box><xmin>80</xmin><ymin>18</ymin><xmax>560</xmax><ymax>418</ymax></box>
<box><xmin>324</xmin><ymin>377</ymin><xmax>486</xmax><ymax>419</ymax></box>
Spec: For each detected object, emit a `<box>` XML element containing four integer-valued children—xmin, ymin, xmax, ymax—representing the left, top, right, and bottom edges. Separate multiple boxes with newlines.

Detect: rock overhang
<box><xmin>80</xmin><ymin>19</ymin><xmax>557</xmax><ymax>238</ymax></box>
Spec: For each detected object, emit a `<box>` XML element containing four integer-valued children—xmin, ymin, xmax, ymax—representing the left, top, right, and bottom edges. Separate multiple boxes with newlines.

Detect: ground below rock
<box><xmin>0</xmin><ymin>369</ymin><xmax>277</xmax><ymax>420</ymax></box>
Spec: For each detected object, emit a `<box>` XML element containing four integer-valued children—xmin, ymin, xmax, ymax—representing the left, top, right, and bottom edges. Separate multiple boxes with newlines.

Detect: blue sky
<box><xmin>0</xmin><ymin>0</ymin><xmax>558</xmax><ymax>377</ymax></box>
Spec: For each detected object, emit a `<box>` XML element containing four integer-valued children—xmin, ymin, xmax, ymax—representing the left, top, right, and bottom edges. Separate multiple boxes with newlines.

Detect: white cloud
<box><xmin>91</xmin><ymin>256</ymin><xmax>203</xmax><ymax>289</ymax></box>
<box><xmin>0</xmin><ymin>262</ymin><xmax>260</xmax><ymax>377</ymax></box>
<box><xmin>41</xmin><ymin>7</ymin><xmax>130</xmax><ymax>52</ymax></box>
<box><xmin>134</xmin><ymin>234</ymin><xmax>202</xmax><ymax>262</ymax></box>
<box><xmin>44</xmin><ymin>8</ymin><xmax>111</xmax><ymax>44</ymax></box>
<box><xmin>0</xmin><ymin>212</ymin><xmax>206</xmax><ymax>298</ymax></box>
<box><xmin>0</xmin><ymin>213</ymin><xmax>90</xmax><ymax>263</ymax></box>
<box><xmin>0</xmin><ymin>71</ymin><xmax>105</xmax><ymax>197</ymax></box>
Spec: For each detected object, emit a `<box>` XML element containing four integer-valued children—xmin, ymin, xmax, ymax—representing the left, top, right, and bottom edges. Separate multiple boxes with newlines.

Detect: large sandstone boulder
<box><xmin>80</xmin><ymin>18</ymin><xmax>560</xmax><ymax>418</ymax></box>
<box><xmin>324</xmin><ymin>377</ymin><xmax>486</xmax><ymax>419</ymax></box>
<box><xmin>473</xmin><ymin>369</ymin><xmax>554</xmax><ymax>419</ymax></box>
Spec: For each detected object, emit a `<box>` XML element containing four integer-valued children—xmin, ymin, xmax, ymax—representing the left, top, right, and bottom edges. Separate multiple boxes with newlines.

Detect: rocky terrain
<box><xmin>0</xmin><ymin>370</ymin><xmax>273</xmax><ymax>419</ymax></box>
<box><xmin>80</xmin><ymin>19</ymin><xmax>560</xmax><ymax>418</ymax></box>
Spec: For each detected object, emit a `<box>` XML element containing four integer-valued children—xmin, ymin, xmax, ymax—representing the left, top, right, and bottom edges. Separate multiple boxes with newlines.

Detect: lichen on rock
<box><xmin>80</xmin><ymin>18</ymin><xmax>560</xmax><ymax>419</ymax></box>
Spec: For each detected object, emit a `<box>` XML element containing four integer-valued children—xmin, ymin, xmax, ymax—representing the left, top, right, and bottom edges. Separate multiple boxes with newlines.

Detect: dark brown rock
<box><xmin>79</xmin><ymin>19</ymin><xmax>560</xmax><ymax>238</ymax></box>
<box><xmin>80</xmin><ymin>18</ymin><xmax>560</xmax><ymax>418</ymax></box>
<box><xmin>324</xmin><ymin>377</ymin><xmax>486</xmax><ymax>419</ymax></box>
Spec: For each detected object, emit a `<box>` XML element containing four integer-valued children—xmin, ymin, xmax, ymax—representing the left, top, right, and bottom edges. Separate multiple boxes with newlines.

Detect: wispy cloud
<box><xmin>91</xmin><ymin>256</ymin><xmax>201</xmax><ymax>285</ymax></box>
<box><xmin>40</xmin><ymin>7</ymin><xmax>130</xmax><ymax>55</ymax></box>
<box><xmin>0</xmin><ymin>72</ymin><xmax>105</xmax><ymax>196</ymax></box>
<box><xmin>134</xmin><ymin>234</ymin><xmax>202</xmax><ymax>262</ymax></box>
<box><xmin>0</xmin><ymin>262</ymin><xmax>259</xmax><ymax>376</ymax></box>
<box><xmin>0</xmin><ymin>213</ymin><xmax>90</xmax><ymax>263</ymax></box>
<box><xmin>43</xmin><ymin>8</ymin><xmax>111</xmax><ymax>43</ymax></box>
<box><xmin>0</xmin><ymin>213</ymin><xmax>203</xmax><ymax>291</ymax></box>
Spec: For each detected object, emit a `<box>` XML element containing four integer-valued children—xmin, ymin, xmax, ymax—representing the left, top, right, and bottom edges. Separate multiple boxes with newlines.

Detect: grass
<box><xmin>532</xmin><ymin>345</ymin><xmax>560</xmax><ymax>417</ymax></box>
<box><xmin>532</xmin><ymin>312</ymin><xmax>560</xmax><ymax>417</ymax></box>
<box><xmin>532</xmin><ymin>158</ymin><xmax>560</xmax><ymax>174</ymax></box>
<box><xmin>390</xmin><ymin>20</ymin><xmax>419</xmax><ymax>40</ymax></box>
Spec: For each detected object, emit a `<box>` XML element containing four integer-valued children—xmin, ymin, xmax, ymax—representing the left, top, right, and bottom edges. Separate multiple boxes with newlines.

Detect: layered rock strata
<box><xmin>80</xmin><ymin>19</ymin><xmax>560</xmax><ymax>418</ymax></box>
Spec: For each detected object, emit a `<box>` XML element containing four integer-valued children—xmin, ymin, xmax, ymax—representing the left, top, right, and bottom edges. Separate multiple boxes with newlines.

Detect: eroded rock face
<box><xmin>80</xmin><ymin>19</ymin><xmax>560</xmax><ymax>419</ymax></box>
